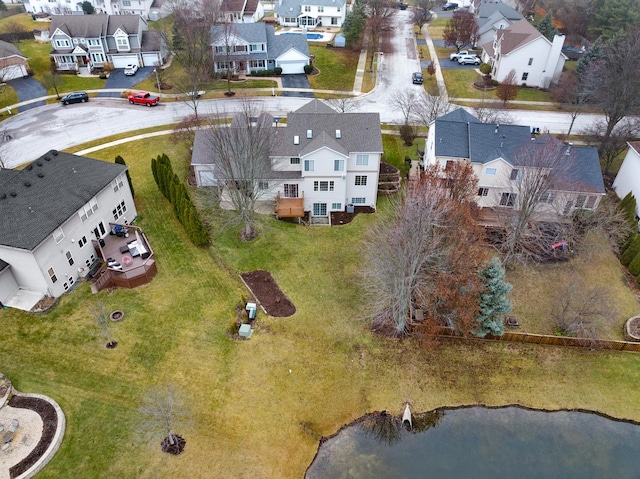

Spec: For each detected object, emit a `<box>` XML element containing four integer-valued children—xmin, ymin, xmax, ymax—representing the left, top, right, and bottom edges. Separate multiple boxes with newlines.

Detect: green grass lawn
<box><xmin>308</xmin><ymin>44</ymin><xmax>359</xmax><ymax>91</ymax></box>
<box><xmin>382</xmin><ymin>133</ymin><xmax>423</xmax><ymax>175</ymax></box>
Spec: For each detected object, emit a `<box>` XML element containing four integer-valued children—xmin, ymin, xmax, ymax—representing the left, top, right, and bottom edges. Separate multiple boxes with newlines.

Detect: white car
<box><xmin>458</xmin><ymin>55</ymin><xmax>481</xmax><ymax>65</ymax></box>
<box><xmin>124</xmin><ymin>64</ymin><xmax>139</xmax><ymax>76</ymax></box>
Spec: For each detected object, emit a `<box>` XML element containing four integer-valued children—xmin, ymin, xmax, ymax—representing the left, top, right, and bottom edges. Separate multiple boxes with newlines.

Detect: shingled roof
<box><xmin>0</xmin><ymin>151</ymin><xmax>126</xmax><ymax>251</ymax></box>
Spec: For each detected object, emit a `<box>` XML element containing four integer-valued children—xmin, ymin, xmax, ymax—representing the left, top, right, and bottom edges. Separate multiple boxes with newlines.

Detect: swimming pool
<box><xmin>278</xmin><ymin>32</ymin><xmax>331</xmax><ymax>42</ymax></box>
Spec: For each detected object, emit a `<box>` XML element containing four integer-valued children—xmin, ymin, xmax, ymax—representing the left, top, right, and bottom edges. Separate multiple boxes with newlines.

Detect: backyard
<box><xmin>1</xmin><ymin>132</ymin><xmax>640</xmax><ymax>478</ymax></box>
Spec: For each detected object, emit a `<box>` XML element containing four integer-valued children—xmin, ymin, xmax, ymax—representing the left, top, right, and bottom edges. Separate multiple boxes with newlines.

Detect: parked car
<box><xmin>412</xmin><ymin>72</ymin><xmax>424</xmax><ymax>84</ymax></box>
<box><xmin>124</xmin><ymin>64</ymin><xmax>139</xmax><ymax>76</ymax></box>
<box><xmin>397</xmin><ymin>1</ymin><xmax>407</xmax><ymax>9</ymax></box>
<box><xmin>449</xmin><ymin>50</ymin><xmax>475</xmax><ymax>61</ymax></box>
<box><xmin>458</xmin><ymin>55</ymin><xmax>481</xmax><ymax>65</ymax></box>
<box><xmin>60</xmin><ymin>91</ymin><xmax>89</xmax><ymax>105</ymax></box>
<box><xmin>127</xmin><ymin>91</ymin><xmax>160</xmax><ymax>107</ymax></box>
<box><xmin>442</xmin><ymin>2</ymin><xmax>458</xmax><ymax>10</ymax></box>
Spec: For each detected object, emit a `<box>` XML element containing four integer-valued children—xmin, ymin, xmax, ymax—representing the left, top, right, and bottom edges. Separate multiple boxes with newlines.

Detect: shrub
<box><xmin>629</xmin><ymin>252</ymin><xmax>640</xmax><ymax>276</ymax></box>
<box><xmin>621</xmin><ymin>234</ymin><xmax>640</xmax><ymax>266</ymax></box>
<box><xmin>399</xmin><ymin>123</ymin><xmax>417</xmax><ymax>146</ymax></box>
<box><xmin>479</xmin><ymin>63</ymin><xmax>491</xmax><ymax>75</ymax></box>
<box><xmin>303</xmin><ymin>64</ymin><xmax>313</xmax><ymax>74</ymax></box>
<box><xmin>274</xmin><ymin>67</ymin><xmax>282</xmax><ymax>75</ymax></box>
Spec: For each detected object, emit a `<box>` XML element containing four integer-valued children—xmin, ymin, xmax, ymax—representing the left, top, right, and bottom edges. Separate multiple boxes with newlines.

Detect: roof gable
<box><xmin>496</xmin><ymin>19</ymin><xmax>548</xmax><ymax>55</ymax></box>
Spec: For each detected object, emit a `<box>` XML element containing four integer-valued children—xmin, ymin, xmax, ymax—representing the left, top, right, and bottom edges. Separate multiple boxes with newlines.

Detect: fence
<box><xmin>432</xmin><ymin>327</ymin><xmax>640</xmax><ymax>353</ymax></box>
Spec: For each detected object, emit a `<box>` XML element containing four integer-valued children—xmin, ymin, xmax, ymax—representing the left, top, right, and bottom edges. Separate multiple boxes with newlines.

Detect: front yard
<box><xmin>1</xmin><ymin>132</ymin><xmax>640</xmax><ymax>477</ymax></box>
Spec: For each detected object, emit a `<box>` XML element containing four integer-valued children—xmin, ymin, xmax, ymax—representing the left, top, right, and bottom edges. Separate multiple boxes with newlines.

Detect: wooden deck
<box><xmin>275</xmin><ymin>192</ymin><xmax>304</xmax><ymax>218</ymax></box>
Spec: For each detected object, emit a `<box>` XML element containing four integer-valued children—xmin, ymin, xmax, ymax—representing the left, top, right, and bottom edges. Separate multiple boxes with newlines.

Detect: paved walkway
<box><xmin>421</xmin><ymin>15</ymin><xmax>448</xmax><ymax>101</ymax></box>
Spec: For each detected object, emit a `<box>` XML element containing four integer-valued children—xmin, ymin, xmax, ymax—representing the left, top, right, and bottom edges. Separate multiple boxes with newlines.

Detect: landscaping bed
<box><xmin>241</xmin><ymin>270</ymin><xmax>296</xmax><ymax>317</ymax></box>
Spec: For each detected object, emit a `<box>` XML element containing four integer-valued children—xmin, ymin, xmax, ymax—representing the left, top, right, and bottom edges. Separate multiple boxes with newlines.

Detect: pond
<box><xmin>306</xmin><ymin>406</ymin><xmax>640</xmax><ymax>478</ymax></box>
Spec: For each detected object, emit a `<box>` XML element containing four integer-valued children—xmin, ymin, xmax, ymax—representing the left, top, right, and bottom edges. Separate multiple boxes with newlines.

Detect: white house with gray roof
<box><xmin>49</xmin><ymin>14</ymin><xmax>168</xmax><ymax>73</ymax></box>
<box><xmin>475</xmin><ymin>1</ymin><xmax>523</xmax><ymax>47</ymax></box>
<box><xmin>24</xmin><ymin>0</ymin><xmax>160</xmax><ymax>19</ymax></box>
<box><xmin>0</xmin><ymin>151</ymin><xmax>137</xmax><ymax>310</ymax></box>
<box><xmin>425</xmin><ymin>109</ymin><xmax>605</xmax><ymax>216</ymax></box>
<box><xmin>191</xmin><ymin>99</ymin><xmax>383</xmax><ymax>222</ymax></box>
<box><xmin>274</xmin><ymin>0</ymin><xmax>345</xmax><ymax>29</ymax></box>
<box><xmin>210</xmin><ymin>22</ymin><xmax>310</xmax><ymax>75</ymax></box>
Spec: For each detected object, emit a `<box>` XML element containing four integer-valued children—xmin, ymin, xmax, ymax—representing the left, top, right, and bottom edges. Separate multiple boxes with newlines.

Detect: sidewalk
<box><xmin>421</xmin><ymin>19</ymin><xmax>448</xmax><ymax>101</ymax></box>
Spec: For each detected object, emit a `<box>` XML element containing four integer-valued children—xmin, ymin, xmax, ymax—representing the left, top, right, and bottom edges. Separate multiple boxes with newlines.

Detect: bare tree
<box><xmin>2</xmin><ymin>21</ymin><xmax>27</xmax><ymax>43</ymax></box>
<box><xmin>582</xmin><ymin>118</ymin><xmax>639</xmax><ymax>176</ymax></box>
<box><xmin>473</xmin><ymin>92</ymin><xmax>513</xmax><ymax>124</ymax></box>
<box><xmin>411</xmin><ymin>91</ymin><xmax>453</xmax><ymax>127</ymax></box>
<box><xmin>389</xmin><ymin>89</ymin><xmax>420</xmax><ymax>123</ymax></box>
<box><xmin>212</xmin><ymin>21</ymin><xmax>249</xmax><ymax>96</ymax></box>
<box><xmin>138</xmin><ymin>385</ymin><xmax>192</xmax><ymax>455</ymax></box>
<box><xmin>326</xmin><ymin>96</ymin><xmax>361</xmax><ymax>113</ymax></box>
<box><xmin>202</xmin><ymin>101</ymin><xmax>276</xmax><ymax>241</ymax></box>
<box><xmin>364</xmin><ymin>0</ymin><xmax>396</xmax><ymax>63</ymax></box>
<box><xmin>410</xmin><ymin>0</ymin><xmax>436</xmax><ymax>32</ymax></box>
<box><xmin>552</xmin><ymin>280</ymin><xmax>615</xmax><ymax>338</ymax></box>
<box><xmin>92</xmin><ymin>302</ymin><xmax>115</xmax><ymax>348</ymax></box>
<box><xmin>496</xmin><ymin>69</ymin><xmax>518</xmax><ymax>106</ymax></box>
<box><xmin>550</xmin><ymin>70</ymin><xmax>588</xmax><ymax>138</ymax></box>
<box><xmin>443</xmin><ymin>9</ymin><xmax>479</xmax><ymax>52</ymax></box>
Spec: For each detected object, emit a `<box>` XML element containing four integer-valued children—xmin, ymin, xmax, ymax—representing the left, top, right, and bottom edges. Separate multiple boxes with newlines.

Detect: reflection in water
<box><xmin>306</xmin><ymin>406</ymin><xmax>640</xmax><ymax>479</ymax></box>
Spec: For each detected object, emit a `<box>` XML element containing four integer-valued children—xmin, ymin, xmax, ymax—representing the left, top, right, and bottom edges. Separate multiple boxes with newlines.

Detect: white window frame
<box><xmin>356</xmin><ymin>154</ymin><xmax>369</xmax><ymax>166</ymax></box>
<box><xmin>112</xmin><ymin>200</ymin><xmax>127</xmax><ymax>221</ymax></box>
<box><xmin>332</xmin><ymin>202</ymin><xmax>342</xmax><ymax>210</ymax></box>
<box><xmin>485</xmin><ymin>168</ymin><xmax>497</xmax><ymax>176</ymax></box>
<box><xmin>53</xmin><ymin>227</ymin><xmax>65</xmax><ymax>244</ymax></box>
<box><xmin>304</xmin><ymin>159</ymin><xmax>314</xmax><ymax>171</ymax></box>
<box><xmin>334</xmin><ymin>159</ymin><xmax>344</xmax><ymax>171</ymax></box>
<box><xmin>55</xmin><ymin>39</ymin><xmax>70</xmax><ymax>48</ymax></box>
<box><xmin>478</xmin><ymin>187</ymin><xmax>489</xmax><ymax>197</ymax></box>
<box><xmin>355</xmin><ymin>175</ymin><xmax>367</xmax><ymax>186</ymax></box>
<box><xmin>351</xmin><ymin>197</ymin><xmax>366</xmax><ymax>204</ymax></box>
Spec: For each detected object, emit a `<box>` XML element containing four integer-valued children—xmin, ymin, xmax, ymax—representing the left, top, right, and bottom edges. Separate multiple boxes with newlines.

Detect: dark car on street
<box><xmin>443</xmin><ymin>2</ymin><xmax>458</xmax><ymax>10</ymax></box>
<box><xmin>60</xmin><ymin>91</ymin><xmax>89</xmax><ymax>105</ymax></box>
<box><xmin>412</xmin><ymin>72</ymin><xmax>424</xmax><ymax>84</ymax></box>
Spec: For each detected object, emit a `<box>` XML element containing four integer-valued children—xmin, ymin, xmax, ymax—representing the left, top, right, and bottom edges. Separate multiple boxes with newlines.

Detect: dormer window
<box><xmin>55</xmin><ymin>39</ymin><xmax>70</xmax><ymax>48</ymax></box>
<box><xmin>116</xmin><ymin>35</ymin><xmax>130</xmax><ymax>51</ymax></box>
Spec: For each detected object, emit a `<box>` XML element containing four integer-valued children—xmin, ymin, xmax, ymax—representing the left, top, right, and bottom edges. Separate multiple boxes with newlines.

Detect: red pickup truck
<box><xmin>127</xmin><ymin>91</ymin><xmax>160</xmax><ymax>107</ymax></box>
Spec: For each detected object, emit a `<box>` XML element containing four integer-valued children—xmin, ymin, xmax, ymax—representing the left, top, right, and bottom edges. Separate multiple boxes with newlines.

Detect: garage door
<box><xmin>142</xmin><ymin>53</ymin><xmax>160</xmax><ymax>67</ymax></box>
<box><xmin>1</xmin><ymin>64</ymin><xmax>27</xmax><ymax>81</ymax></box>
<box><xmin>278</xmin><ymin>60</ymin><xmax>306</xmax><ymax>75</ymax></box>
<box><xmin>111</xmin><ymin>55</ymin><xmax>139</xmax><ymax>69</ymax></box>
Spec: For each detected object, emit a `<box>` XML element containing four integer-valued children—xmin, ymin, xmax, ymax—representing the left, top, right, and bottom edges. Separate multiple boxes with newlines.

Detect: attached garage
<box><xmin>1</xmin><ymin>63</ymin><xmax>27</xmax><ymax>81</ymax></box>
<box><xmin>110</xmin><ymin>54</ymin><xmax>140</xmax><ymax>69</ymax></box>
<box><xmin>276</xmin><ymin>48</ymin><xmax>309</xmax><ymax>75</ymax></box>
<box><xmin>142</xmin><ymin>52</ymin><xmax>161</xmax><ymax>66</ymax></box>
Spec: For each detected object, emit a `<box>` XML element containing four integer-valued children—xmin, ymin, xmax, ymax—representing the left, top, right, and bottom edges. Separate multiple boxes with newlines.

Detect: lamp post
<box><xmin>153</xmin><ymin>68</ymin><xmax>161</xmax><ymax>96</ymax></box>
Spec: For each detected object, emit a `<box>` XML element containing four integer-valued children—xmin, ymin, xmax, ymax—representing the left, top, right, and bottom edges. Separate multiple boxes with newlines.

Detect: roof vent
<box><xmin>0</xmin><ymin>193</ymin><xmax>5</xmax><ymax>199</ymax></box>
<box><xmin>26</xmin><ymin>165</ymin><xmax>33</xmax><ymax>170</ymax></box>
<box><xmin>307</xmin><ymin>129</ymin><xmax>312</xmax><ymax>139</ymax></box>
<box><xmin>44</xmin><ymin>156</ymin><xmax>50</xmax><ymax>161</ymax></box>
<box><xmin>24</xmin><ymin>181</ymin><xmax>31</xmax><ymax>187</ymax></box>
<box><xmin>294</xmin><ymin>135</ymin><xmax>300</xmax><ymax>145</ymax></box>
<box><xmin>336</xmin><ymin>129</ymin><xmax>341</xmax><ymax>139</ymax></box>
<box><xmin>36</xmin><ymin>161</ymin><xmax>43</xmax><ymax>166</ymax></box>
<box><xmin>10</xmin><ymin>191</ymin><xmax>16</xmax><ymax>197</ymax></box>
<box><xmin>52</xmin><ymin>150</ymin><xmax>58</xmax><ymax>156</ymax></box>
<box><xmin>37</xmin><ymin>172</ymin><xmax>44</xmax><ymax>178</ymax></box>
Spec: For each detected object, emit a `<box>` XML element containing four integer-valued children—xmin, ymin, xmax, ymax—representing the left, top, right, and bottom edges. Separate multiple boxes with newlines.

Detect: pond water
<box><xmin>306</xmin><ymin>406</ymin><xmax>640</xmax><ymax>479</ymax></box>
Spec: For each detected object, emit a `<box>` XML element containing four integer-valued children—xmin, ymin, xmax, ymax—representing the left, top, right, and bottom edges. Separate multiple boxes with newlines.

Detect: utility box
<box><xmin>346</xmin><ymin>204</ymin><xmax>355</xmax><ymax>213</ymax></box>
<box><xmin>246</xmin><ymin>302</ymin><xmax>257</xmax><ymax>320</ymax></box>
<box><xmin>239</xmin><ymin>323</ymin><xmax>253</xmax><ymax>338</ymax></box>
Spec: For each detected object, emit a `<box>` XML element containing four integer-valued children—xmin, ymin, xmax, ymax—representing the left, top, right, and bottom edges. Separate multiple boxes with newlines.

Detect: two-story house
<box><xmin>481</xmin><ymin>18</ymin><xmax>566</xmax><ymax>88</ymax></box>
<box><xmin>24</xmin><ymin>0</ymin><xmax>160</xmax><ymax>19</ymax></box>
<box><xmin>424</xmin><ymin>109</ymin><xmax>605</xmax><ymax>217</ymax></box>
<box><xmin>475</xmin><ymin>1</ymin><xmax>523</xmax><ymax>48</ymax></box>
<box><xmin>613</xmin><ymin>142</ymin><xmax>640</xmax><ymax>218</ymax></box>
<box><xmin>210</xmin><ymin>22</ymin><xmax>310</xmax><ymax>75</ymax></box>
<box><xmin>274</xmin><ymin>0</ymin><xmax>346</xmax><ymax>29</ymax></box>
<box><xmin>191</xmin><ymin>99</ymin><xmax>383</xmax><ymax>223</ymax></box>
<box><xmin>49</xmin><ymin>14</ymin><xmax>167</xmax><ymax>73</ymax></box>
<box><xmin>219</xmin><ymin>0</ymin><xmax>265</xmax><ymax>23</ymax></box>
<box><xmin>0</xmin><ymin>151</ymin><xmax>139</xmax><ymax>310</ymax></box>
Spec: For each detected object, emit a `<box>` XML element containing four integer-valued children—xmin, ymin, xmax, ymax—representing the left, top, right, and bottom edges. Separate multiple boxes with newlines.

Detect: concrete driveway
<box><xmin>7</xmin><ymin>77</ymin><xmax>47</xmax><ymax>112</ymax></box>
<box><xmin>280</xmin><ymin>74</ymin><xmax>314</xmax><ymax>98</ymax></box>
<box><xmin>98</xmin><ymin>66</ymin><xmax>155</xmax><ymax>98</ymax></box>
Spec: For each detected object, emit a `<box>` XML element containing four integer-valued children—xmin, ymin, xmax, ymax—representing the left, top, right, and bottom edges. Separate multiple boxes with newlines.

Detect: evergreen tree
<box><xmin>0</xmin><ymin>1</ymin><xmax>8</xmax><ymax>12</ymax></box>
<box><xmin>628</xmin><ymin>252</ymin><xmax>640</xmax><ymax>276</ymax></box>
<box><xmin>115</xmin><ymin>155</ymin><xmax>134</xmax><ymax>198</ymax></box>
<box><xmin>621</xmin><ymin>235</ymin><xmax>640</xmax><ymax>266</ymax></box>
<box><xmin>342</xmin><ymin>0</ymin><xmax>366</xmax><ymax>47</ymax></box>
<box><xmin>536</xmin><ymin>12</ymin><xmax>558</xmax><ymax>42</ymax></box>
<box><xmin>172</xmin><ymin>22</ymin><xmax>184</xmax><ymax>50</ymax></box>
<box><xmin>475</xmin><ymin>258</ymin><xmax>512</xmax><ymax>338</ymax></box>
<box><xmin>576</xmin><ymin>40</ymin><xmax>603</xmax><ymax>81</ymax></box>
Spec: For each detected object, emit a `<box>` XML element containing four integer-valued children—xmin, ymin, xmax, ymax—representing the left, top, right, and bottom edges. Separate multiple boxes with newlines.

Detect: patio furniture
<box><xmin>2</xmin><ymin>431</ymin><xmax>12</xmax><ymax>443</ymax></box>
<box><xmin>1</xmin><ymin>442</ymin><xmax>10</xmax><ymax>452</ymax></box>
<box><xmin>7</xmin><ymin>419</ymin><xmax>18</xmax><ymax>433</ymax></box>
<box><xmin>20</xmin><ymin>435</ymin><xmax>33</xmax><ymax>447</ymax></box>
<box><xmin>119</xmin><ymin>245</ymin><xmax>130</xmax><ymax>254</ymax></box>
<box><xmin>505</xmin><ymin>316</ymin><xmax>519</xmax><ymax>328</ymax></box>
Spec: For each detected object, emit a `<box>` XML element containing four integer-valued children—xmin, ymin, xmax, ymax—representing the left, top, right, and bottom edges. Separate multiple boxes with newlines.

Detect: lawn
<box><xmin>308</xmin><ymin>44</ymin><xmax>359</xmax><ymax>91</ymax></box>
<box><xmin>382</xmin><ymin>133</ymin><xmax>424</xmax><ymax>175</ymax></box>
<box><xmin>428</xmin><ymin>17</ymin><xmax>448</xmax><ymax>40</ymax></box>
<box><xmin>2</xmin><ymin>133</ymin><xmax>640</xmax><ymax>478</ymax></box>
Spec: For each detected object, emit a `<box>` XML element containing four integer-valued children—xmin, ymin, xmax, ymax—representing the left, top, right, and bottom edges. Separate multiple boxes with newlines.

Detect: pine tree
<box><xmin>115</xmin><ymin>155</ymin><xmax>135</xmax><ymax>198</ymax></box>
<box><xmin>629</xmin><ymin>252</ymin><xmax>640</xmax><ymax>276</ymax></box>
<box><xmin>536</xmin><ymin>12</ymin><xmax>558</xmax><ymax>42</ymax></box>
<box><xmin>475</xmin><ymin>258</ymin><xmax>512</xmax><ymax>338</ymax></box>
<box><xmin>621</xmin><ymin>235</ymin><xmax>640</xmax><ymax>266</ymax></box>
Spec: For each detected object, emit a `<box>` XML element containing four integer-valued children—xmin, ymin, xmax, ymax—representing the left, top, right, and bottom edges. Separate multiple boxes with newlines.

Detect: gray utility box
<box><xmin>346</xmin><ymin>204</ymin><xmax>355</xmax><ymax>213</ymax></box>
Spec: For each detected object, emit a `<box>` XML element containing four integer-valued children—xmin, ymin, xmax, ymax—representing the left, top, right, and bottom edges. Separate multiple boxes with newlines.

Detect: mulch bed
<box><xmin>161</xmin><ymin>434</ymin><xmax>186</xmax><ymax>455</ymax></box>
<box><xmin>240</xmin><ymin>270</ymin><xmax>296</xmax><ymax>317</ymax></box>
<box><xmin>331</xmin><ymin>206</ymin><xmax>376</xmax><ymax>226</ymax></box>
<box><xmin>8</xmin><ymin>395</ymin><xmax>58</xmax><ymax>479</ymax></box>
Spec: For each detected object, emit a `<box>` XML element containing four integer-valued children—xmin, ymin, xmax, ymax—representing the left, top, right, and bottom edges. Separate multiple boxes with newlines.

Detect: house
<box><xmin>0</xmin><ymin>151</ymin><xmax>148</xmax><ymax>311</ymax></box>
<box><xmin>24</xmin><ymin>0</ymin><xmax>158</xmax><ymax>19</ymax></box>
<box><xmin>210</xmin><ymin>22</ymin><xmax>310</xmax><ymax>75</ymax></box>
<box><xmin>0</xmin><ymin>40</ymin><xmax>29</xmax><ymax>81</ymax></box>
<box><xmin>475</xmin><ymin>0</ymin><xmax>523</xmax><ymax>47</ymax></box>
<box><xmin>191</xmin><ymin>99</ymin><xmax>383</xmax><ymax>223</ymax></box>
<box><xmin>481</xmin><ymin>18</ymin><xmax>566</xmax><ymax>88</ymax></box>
<box><xmin>424</xmin><ymin>109</ymin><xmax>605</xmax><ymax>217</ymax></box>
<box><xmin>219</xmin><ymin>0</ymin><xmax>265</xmax><ymax>23</ymax></box>
<box><xmin>49</xmin><ymin>15</ymin><xmax>168</xmax><ymax>73</ymax></box>
<box><xmin>274</xmin><ymin>0</ymin><xmax>346</xmax><ymax>29</ymax></box>
<box><xmin>613</xmin><ymin>142</ymin><xmax>640</xmax><ymax>218</ymax></box>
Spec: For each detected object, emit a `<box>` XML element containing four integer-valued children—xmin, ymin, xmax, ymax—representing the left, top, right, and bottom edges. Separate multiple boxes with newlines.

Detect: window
<box><xmin>117</xmin><ymin>37</ymin><xmax>129</xmax><ymax>48</ymax></box>
<box><xmin>575</xmin><ymin>195</ymin><xmax>587</xmax><ymax>208</ymax></box>
<box><xmin>66</xmin><ymin>251</ymin><xmax>74</xmax><ymax>266</ymax></box>
<box><xmin>249</xmin><ymin>60</ymin><xmax>265</xmax><ymax>69</ymax></box>
<box><xmin>78</xmin><ymin>235</ymin><xmax>87</xmax><ymax>248</ymax></box>
<box><xmin>304</xmin><ymin>159</ymin><xmax>314</xmax><ymax>171</ymax></box>
<box><xmin>48</xmin><ymin>267</ymin><xmax>58</xmax><ymax>284</ymax></box>
<box><xmin>314</xmin><ymin>181</ymin><xmax>334</xmax><ymax>192</ymax></box>
<box><xmin>355</xmin><ymin>175</ymin><xmax>367</xmax><ymax>186</ymax></box>
<box><xmin>233</xmin><ymin>45</ymin><xmax>248</xmax><ymax>53</ymax></box>
<box><xmin>313</xmin><ymin>203</ymin><xmax>327</xmax><ymax>216</ymax></box>
<box><xmin>352</xmin><ymin>197</ymin><xmax>366</xmax><ymax>204</ymax></box>
<box><xmin>331</xmin><ymin>17</ymin><xmax>338</xmax><ymax>25</ymax></box>
<box><xmin>216</xmin><ymin>61</ymin><xmax>231</xmax><ymax>70</ymax></box>
<box><xmin>528</xmin><ymin>58</ymin><xmax>533</xmax><ymax>66</ymax></box>
<box><xmin>510</xmin><ymin>169</ymin><xmax>520</xmax><ymax>180</ymax></box>
<box><xmin>522</xmin><ymin>72</ymin><xmax>529</xmax><ymax>81</ymax></box>
<box><xmin>54</xmin><ymin>39</ymin><xmax>70</xmax><ymax>48</ymax></box>
<box><xmin>304</xmin><ymin>5</ymin><xmax>311</xmax><ymax>11</ymax></box>
<box><xmin>122</xmin><ymin>0</ymin><xmax>131</xmax><ymax>5</ymax></box>
<box><xmin>500</xmin><ymin>192</ymin><xmax>516</xmax><ymax>207</ymax></box>
<box><xmin>585</xmin><ymin>196</ymin><xmax>597</xmax><ymax>209</ymax></box>
<box><xmin>332</xmin><ymin>202</ymin><xmax>342</xmax><ymax>210</ymax></box>
<box><xmin>538</xmin><ymin>192</ymin><xmax>554</xmax><ymax>204</ymax></box>
<box><xmin>290</xmin><ymin>157</ymin><xmax>300</xmax><ymax>165</ymax></box>
<box><xmin>334</xmin><ymin>159</ymin><xmax>344</xmax><ymax>171</ymax></box>
<box><xmin>485</xmin><ymin>168</ymin><xmax>497</xmax><ymax>176</ymax></box>
<box><xmin>112</xmin><ymin>175</ymin><xmax>124</xmax><ymax>192</ymax></box>
<box><xmin>356</xmin><ymin>154</ymin><xmax>369</xmax><ymax>166</ymax></box>
<box><xmin>284</xmin><ymin>184</ymin><xmax>298</xmax><ymax>198</ymax></box>
<box><xmin>73</xmin><ymin>39</ymin><xmax>78</xmax><ymax>44</ymax></box>
<box><xmin>112</xmin><ymin>200</ymin><xmax>127</xmax><ymax>221</ymax></box>
<box><xmin>79</xmin><ymin>198</ymin><xmax>99</xmax><ymax>222</ymax></box>
<box><xmin>215</xmin><ymin>46</ymin><xmax>227</xmax><ymax>54</ymax></box>
<box><xmin>318</xmin><ymin>5</ymin><xmax>323</xmax><ymax>11</ymax></box>
<box><xmin>477</xmin><ymin>187</ymin><xmax>489</xmax><ymax>197</ymax></box>
<box><xmin>88</xmin><ymin>39</ymin><xmax>100</xmax><ymax>46</ymax></box>
<box><xmin>250</xmin><ymin>44</ymin><xmax>264</xmax><ymax>51</ymax></box>
<box><xmin>85</xmin><ymin>254</ymin><xmax>96</xmax><ymax>267</ymax></box>
<box><xmin>53</xmin><ymin>227</ymin><xmax>65</xmax><ymax>244</ymax></box>
<box><xmin>91</xmin><ymin>53</ymin><xmax>105</xmax><ymax>63</ymax></box>
<box><xmin>258</xmin><ymin>180</ymin><xmax>269</xmax><ymax>190</ymax></box>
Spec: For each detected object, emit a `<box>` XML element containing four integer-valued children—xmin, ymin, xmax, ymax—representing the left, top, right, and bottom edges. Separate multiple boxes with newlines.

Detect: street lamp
<box><xmin>153</xmin><ymin>68</ymin><xmax>161</xmax><ymax>96</ymax></box>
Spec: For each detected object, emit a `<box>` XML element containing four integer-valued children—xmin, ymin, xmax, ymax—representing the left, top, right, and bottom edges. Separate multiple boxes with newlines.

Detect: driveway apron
<box><xmin>280</xmin><ymin>74</ymin><xmax>314</xmax><ymax>98</ymax></box>
<box><xmin>8</xmin><ymin>77</ymin><xmax>47</xmax><ymax>112</ymax></box>
<box><xmin>98</xmin><ymin>67</ymin><xmax>154</xmax><ymax>98</ymax></box>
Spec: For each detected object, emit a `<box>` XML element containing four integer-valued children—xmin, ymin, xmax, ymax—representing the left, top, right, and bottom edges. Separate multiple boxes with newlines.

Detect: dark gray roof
<box><xmin>273</xmin><ymin>100</ymin><xmax>382</xmax><ymax>157</ymax></box>
<box><xmin>433</xmin><ymin>109</ymin><xmax>604</xmax><ymax>194</ymax></box>
<box><xmin>211</xmin><ymin>22</ymin><xmax>268</xmax><ymax>44</ymax></box>
<box><xmin>49</xmin><ymin>15</ymin><xmax>109</xmax><ymax>38</ymax></box>
<box><xmin>477</xmin><ymin>1</ymin><xmax>523</xmax><ymax>22</ymax></box>
<box><xmin>141</xmin><ymin>30</ymin><xmax>165</xmax><ymax>53</ymax></box>
<box><xmin>106</xmin><ymin>15</ymin><xmax>143</xmax><ymax>35</ymax></box>
<box><xmin>266</xmin><ymin>25</ymin><xmax>309</xmax><ymax>58</ymax></box>
<box><xmin>191</xmin><ymin>129</ymin><xmax>212</xmax><ymax>166</ymax></box>
<box><xmin>0</xmin><ymin>40</ymin><xmax>26</xmax><ymax>60</ymax></box>
<box><xmin>0</xmin><ymin>151</ymin><xmax>127</xmax><ymax>251</ymax></box>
